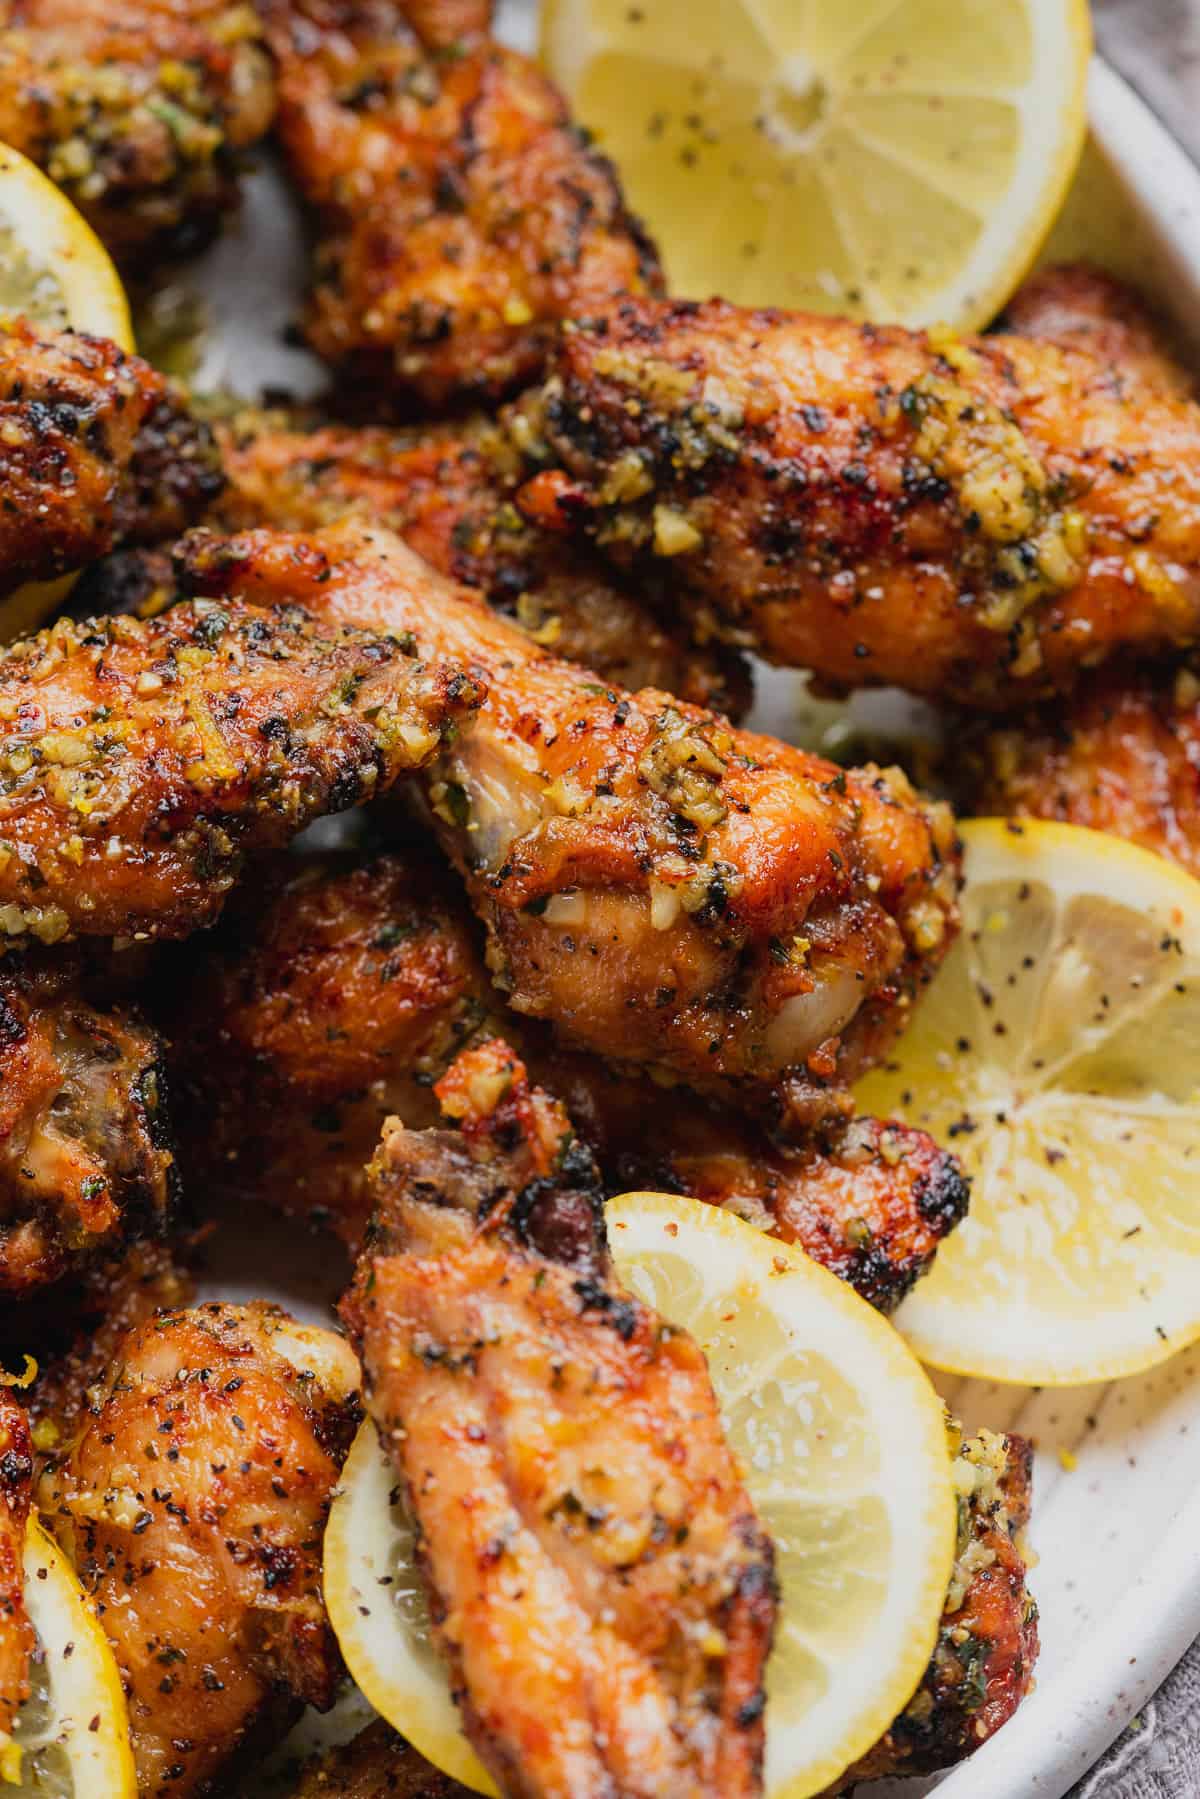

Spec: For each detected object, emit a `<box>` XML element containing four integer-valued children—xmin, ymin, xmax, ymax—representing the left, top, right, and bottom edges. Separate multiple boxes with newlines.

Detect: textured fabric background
<box><xmin>1066</xmin><ymin>18</ymin><xmax>1200</xmax><ymax>1796</ymax></box>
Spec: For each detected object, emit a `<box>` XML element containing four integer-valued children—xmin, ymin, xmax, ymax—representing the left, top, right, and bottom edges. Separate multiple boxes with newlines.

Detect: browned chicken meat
<box><xmin>0</xmin><ymin>1393</ymin><xmax>32</xmax><ymax>1746</ymax></box>
<box><xmin>0</xmin><ymin>593</ymin><xmax>481</xmax><ymax>944</ymax></box>
<box><xmin>213</xmin><ymin>410</ymin><xmax>750</xmax><ymax>714</ymax></box>
<box><xmin>341</xmin><ymin>1038</ymin><xmax>777</xmax><ymax>1798</ymax></box>
<box><xmin>0</xmin><ymin>952</ymin><xmax>176</xmax><ymax>1295</ymax></box>
<box><xmin>38</xmin><ymin>1301</ymin><xmax>361</xmax><ymax>1797</ymax></box>
<box><xmin>262</xmin><ymin>0</ymin><xmax>662</xmax><ymax>409</ymax></box>
<box><xmin>0</xmin><ymin>0</ymin><xmax>276</xmax><ymax>260</ymax></box>
<box><xmin>165</xmin><ymin>846</ymin><xmax>966</xmax><ymax>1310</ymax></box>
<box><xmin>0</xmin><ymin>319</ymin><xmax>221</xmax><ymax>599</ymax></box>
<box><xmin>510</xmin><ymin>293</ymin><xmax>1200</xmax><ymax>706</ymax></box>
<box><xmin>182</xmin><ymin>522</ymin><xmax>959</xmax><ymax>1132</ymax></box>
<box><xmin>995</xmin><ymin>262</ymin><xmax>1194</xmax><ymax>400</ymax></box>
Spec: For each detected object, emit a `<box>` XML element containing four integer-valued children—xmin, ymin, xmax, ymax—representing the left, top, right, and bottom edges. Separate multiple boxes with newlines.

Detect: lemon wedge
<box><xmin>2</xmin><ymin>1517</ymin><xmax>136</xmax><ymax>1796</ymax></box>
<box><xmin>324</xmin><ymin>1194</ymin><xmax>956</xmax><ymax>1798</ymax></box>
<box><xmin>0</xmin><ymin>140</ymin><xmax>134</xmax><ymax>641</ymax></box>
<box><xmin>542</xmin><ymin>0</ymin><xmax>1091</xmax><ymax>329</ymax></box>
<box><xmin>858</xmin><ymin>818</ymin><xmax>1200</xmax><ymax>1387</ymax></box>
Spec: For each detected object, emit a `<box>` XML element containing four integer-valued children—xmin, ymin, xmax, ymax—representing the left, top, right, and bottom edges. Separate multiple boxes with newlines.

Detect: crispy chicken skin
<box><xmin>182</xmin><ymin>523</ymin><xmax>960</xmax><ymax>1131</ymax></box>
<box><xmin>342</xmin><ymin>1039</ymin><xmax>777</xmax><ymax>1799</ymax></box>
<box><xmin>0</xmin><ymin>320</ymin><xmax>221</xmax><ymax>598</ymax></box>
<box><xmin>0</xmin><ymin>595</ymin><xmax>481</xmax><ymax>944</ymax></box>
<box><xmin>0</xmin><ymin>952</ymin><xmax>176</xmax><ymax>1295</ymax></box>
<box><xmin>165</xmin><ymin>848</ymin><xmax>966</xmax><ymax>1309</ymax></box>
<box><xmin>262</xmin><ymin>0</ymin><xmax>662</xmax><ymax>409</ymax></box>
<box><xmin>214</xmin><ymin>411</ymin><xmax>751</xmax><ymax>715</ymax></box>
<box><xmin>38</xmin><ymin>1302</ymin><xmax>361</xmax><ymax>1797</ymax></box>
<box><xmin>995</xmin><ymin>263</ymin><xmax>1194</xmax><ymax>400</ymax></box>
<box><xmin>511</xmin><ymin>295</ymin><xmax>1200</xmax><ymax>706</ymax></box>
<box><xmin>0</xmin><ymin>0</ymin><xmax>276</xmax><ymax>260</ymax></box>
<box><xmin>0</xmin><ymin>1394</ymin><xmax>32</xmax><ymax>1745</ymax></box>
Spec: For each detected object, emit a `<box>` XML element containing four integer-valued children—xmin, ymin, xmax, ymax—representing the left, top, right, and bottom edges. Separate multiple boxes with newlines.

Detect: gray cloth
<box><xmin>1066</xmin><ymin>15</ymin><xmax>1200</xmax><ymax>1793</ymax></box>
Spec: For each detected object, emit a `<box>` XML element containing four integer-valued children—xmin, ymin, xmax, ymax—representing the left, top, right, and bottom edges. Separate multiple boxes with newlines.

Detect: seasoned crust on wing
<box><xmin>0</xmin><ymin>1392</ymin><xmax>32</xmax><ymax>1742</ymax></box>
<box><xmin>0</xmin><ymin>596</ymin><xmax>482</xmax><ymax>943</ymax></box>
<box><xmin>38</xmin><ymin>1302</ymin><xmax>361</xmax><ymax>1798</ymax></box>
<box><xmin>0</xmin><ymin>320</ymin><xmax>222</xmax><ymax>596</ymax></box>
<box><xmin>0</xmin><ymin>0</ymin><xmax>276</xmax><ymax>260</ymax></box>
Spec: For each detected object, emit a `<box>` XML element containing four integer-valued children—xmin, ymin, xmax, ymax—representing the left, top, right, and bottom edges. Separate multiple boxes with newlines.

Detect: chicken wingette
<box><xmin>509</xmin><ymin>293</ymin><xmax>1200</xmax><ymax>706</ymax></box>
<box><xmin>341</xmin><ymin>1039</ymin><xmax>777</xmax><ymax>1799</ymax></box>
<box><xmin>0</xmin><ymin>318</ymin><xmax>221</xmax><ymax>600</ymax></box>
<box><xmin>37</xmin><ymin>1302</ymin><xmax>361</xmax><ymax>1798</ymax></box>
<box><xmin>261</xmin><ymin>0</ymin><xmax>662</xmax><ymax>409</ymax></box>
<box><xmin>166</xmin><ymin>847</ymin><xmax>966</xmax><ymax>1311</ymax></box>
<box><xmin>0</xmin><ymin>594</ymin><xmax>481</xmax><ymax>943</ymax></box>
<box><xmin>0</xmin><ymin>1394</ymin><xmax>32</xmax><ymax>1747</ymax></box>
<box><xmin>181</xmin><ymin>522</ymin><xmax>960</xmax><ymax>1131</ymax></box>
<box><xmin>0</xmin><ymin>0</ymin><xmax>276</xmax><ymax>260</ymax></box>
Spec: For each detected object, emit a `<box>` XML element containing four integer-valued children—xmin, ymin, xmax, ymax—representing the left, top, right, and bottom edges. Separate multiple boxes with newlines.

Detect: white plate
<box><xmin>172</xmin><ymin>27</ymin><xmax>1200</xmax><ymax>1799</ymax></box>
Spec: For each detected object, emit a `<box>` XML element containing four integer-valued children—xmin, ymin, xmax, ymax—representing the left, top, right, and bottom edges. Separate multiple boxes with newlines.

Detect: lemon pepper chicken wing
<box><xmin>213</xmin><ymin>411</ymin><xmax>751</xmax><ymax>714</ymax></box>
<box><xmin>181</xmin><ymin>522</ymin><xmax>959</xmax><ymax>1131</ymax></box>
<box><xmin>341</xmin><ymin>1039</ymin><xmax>777</xmax><ymax>1799</ymax></box>
<box><xmin>0</xmin><ymin>319</ymin><xmax>221</xmax><ymax>597</ymax></box>
<box><xmin>0</xmin><ymin>595</ymin><xmax>481</xmax><ymax>944</ymax></box>
<box><xmin>37</xmin><ymin>1302</ymin><xmax>361</xmax><ymax>1798</ymax></box>
<box><xmin>0</xmin><ymin>1393</ymin><xmax>32</xmax><ymax>1746</ymax></box>
<box><xmin>510</xmin><ymin>295</ymin><xmax>1200</xmax><ymax>707</ymax></box>
<box><xmin>0</xmin><ymin>0</ymin><xmax>276</xmax><ymax>260</ymax></box>
<box><xmin>262</xmin><ymin>0</ymin><xmax>662</xmax><ymax>409</ymax></box>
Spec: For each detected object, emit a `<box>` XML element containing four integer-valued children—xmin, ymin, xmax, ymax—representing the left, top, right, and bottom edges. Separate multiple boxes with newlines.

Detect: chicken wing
<box><xmin>181</xmin><ymin>522</ymin><xmax>960</xmax><ymax>1131</ymax></box>
<box><xmin>0</xmin><ymin>952</ymin><xmax>176</xmax><ymax>1295</ymax></box>
<box><xmin>0</xmin><ymin>1</ymin><xmax>276</xmax><ymax>261</ymax></box>
<box><xmin>0</xmin><ymin>592</ymin><xmax>481</xmax><ymax>943</ymax></box>
<box><xmin>0</xmin><ymin>1393</ymin><xmax>32</xmax><ymax>1746</ymax></box>
<box><xmin>214</xmin><ymin>410</ymin><xmax>750</xmax><ymax>714</ymax></box>
<box><xmin>341</xmin><ymin>1038</ymin><xmax>777</xmax><ymax>1799</ymax></box>
<box><xmin>262</xmin><ymin>0</ymin><xmax>662</xmax><ymax>409</ymax></box>
<box><xmin>509</xmin><ymin>294</ymin><xmax>1200</xmax><ymax>706</ymax></box>
<box><xmin>0</xmin><ymin>319</ymin><xmax>221</xmax><ymax>599</ymax></box>
<box><xmin>37</xmin><ymin>1302</ymin><xmax>361</xmax><ymax>1797</ymax></box>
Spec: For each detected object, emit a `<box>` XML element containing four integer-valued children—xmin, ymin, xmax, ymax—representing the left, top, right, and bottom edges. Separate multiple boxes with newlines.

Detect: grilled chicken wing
<box><xmin>0</xmin><ymin>319</ymin><xmax>221</xmax><ymax>599</ymax></box>
<box><xmin>0</xmin><ymin>594</ymin><xmax>481</xmax><ymax>944</ymax></box>
<box><xmin>342</xmin><ymin>1039</ymin><xmax>777</xmax><ymax>1798</ymax></box>
<box><xmin>995</xmin><ymin>263</ymin><xmax>1194</xmax><ymax>400</ymax></box>
<box><xmin>262</xmin><ymin>0</ymin><xmax>662</xmax><ymax>409</ymax></box>
<box><xmin>0</xmin><ymin>1</ymin><xmax>275</xmax><ymax>260</ymax></box>
<box><xmin>182</xmin><ymin>522</ymin><xmax>959</xmax><ymax>1131</ymax></box>
<box><xmin>214</xmin><ymin>411</ymin><xmax>750</xmax><ymax>714</ymax></box>
<box><xmin>0</xmin><ymin>952</ymin><xmax>175</xmax><ymax>1295</ymax></box>
<box><xmin>37</xmin><ymin>1302</ymin><xmax>361</xmax><ymax>1797</ymax></box>
<box><xmin>0</xmin><ymin>1394</ymin><xmax>32</xmax><ymax>1746</ymax></box>
<box><xmin>509</xmin><ymin>294</ymin><xmax>1200</xmax><ymax>707</ymax></box>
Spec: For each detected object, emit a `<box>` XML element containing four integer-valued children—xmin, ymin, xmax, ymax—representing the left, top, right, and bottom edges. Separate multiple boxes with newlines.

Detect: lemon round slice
<box><xmin>324</xmin><ymin>1195</ymin><xmax>956</xmax><ymax>1799</ymax></box>
<box><xmin>542</xmin><ymin>0</ymin><xmax>1090</xmax><ymax>329</ymax></box>
<box><xmin>858</xmin><ymin>818</ymin><xmax>1200</xmax><ymax>1387</ymax></box>
<box><xmin>0</xmin><ymin>140</ymin><xmax>134</xmax><ymax>641</ymax></box>
<box><xmin>3</xmin><ymin>1517</ymin><xmax>136</xmax><ymax>1796</ymax></box>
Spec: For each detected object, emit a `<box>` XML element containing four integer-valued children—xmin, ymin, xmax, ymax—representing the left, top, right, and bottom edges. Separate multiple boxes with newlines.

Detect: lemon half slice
<box><xmin>324</xmin><ymin>1194</ymin><xmax>956</xmax><ymax>1798</ymax></box>
<box><xmin>3</xmin><ymin>1518</ymin><xmax>136</xmax><ymax>1796</ymax></box>
<box><xmin>0</xmin><ymin>140</ymin><xmax>134</xmax><ymax>641</ymax></box>
<box><xmin>542</xmin><ymin>0</ymin><xmax>1091</xmax><ymax>329</ymax></box>
<box><xmin>859</xmin><ymin>818</ymin><xmax>1200</xmax><ymax>1387</ymax></box>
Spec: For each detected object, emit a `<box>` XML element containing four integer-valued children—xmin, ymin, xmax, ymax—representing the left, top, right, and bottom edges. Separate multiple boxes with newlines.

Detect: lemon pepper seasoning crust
<box><xmin>0</xmin><ymin>595</ymin><xmax>483</xmax><ymax>943</ymax></box>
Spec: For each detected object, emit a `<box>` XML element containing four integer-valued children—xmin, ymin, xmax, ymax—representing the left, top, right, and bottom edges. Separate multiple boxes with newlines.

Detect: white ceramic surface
<box><xmin>176</xmin><ymin>31</ymin><xmax>1200</xmax><ymax>1799</ymax></box>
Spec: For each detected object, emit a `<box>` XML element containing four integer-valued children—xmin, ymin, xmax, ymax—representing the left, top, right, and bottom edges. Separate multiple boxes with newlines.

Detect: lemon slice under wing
<box><xmin>324</xmin><ymin>1195</ymin><xmax>956</xmax><ymax>1799</ymax></box>
<box><xmin>542</xmin><ymin>0</ymin><xmax>1090</xmax><ymax>329</ymax></box>
<box><xmin>859</xmin><ymin>819</ymin><xmax>1200</xmax><ymax>1387</ymax></box>
<box><xmin>3</xmin><ymin>1518</ymin><xmax>135</xmax><ymax>1797</ymax></box>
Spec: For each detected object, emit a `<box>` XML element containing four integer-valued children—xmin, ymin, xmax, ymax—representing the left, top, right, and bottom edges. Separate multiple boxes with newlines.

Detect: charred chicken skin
<box><xmin>0</xmin><ymin>319</ymin><xmax>221</xmax><ymax>598</ymax></box>
<box><xmin>0</xmin><ymin>1393</ymin><xmax>32</xmax><ymax>1746</ymax></box>
<box><xmin>0</xmin><ymin>594</ymin><xmax>481</xmax><ymax>944</ymax></box>
<box><xmin>38</xmin><ymin>1302</ymin><xmax>361</xmax><ymax>1797</ymax></box>
<box><xmin>341</xmin><ymin>1039</ymin><xmax>777</xmax><ymax>1799</ymax></box>
<box><xmin>213</xmin><ymin>410</ymin><xmax>750</xmax><ymax>715</ymax></box>
<box><xmin>182</xmin><ymin>522</ymin><xmax>960</xmax><ymax>1131</ymax></box>
<box><xmin>0</xmin><ymin>952</ymin><xmax>176</xmax><ymax>1295</ymax></box>
<box><xmin>261</xmin><ymin>0</ymin><xmax>662</xmax><ymax>409</ymax></box>
<box><xmin>510</xmin><ymin>295</ymin><xmax>1200</xmax><ymax>706</ymax></box>
<box><xmin>0</xmin><ymin>0</ymin><xmax>276</xmax><ymax>261</ymax></box>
